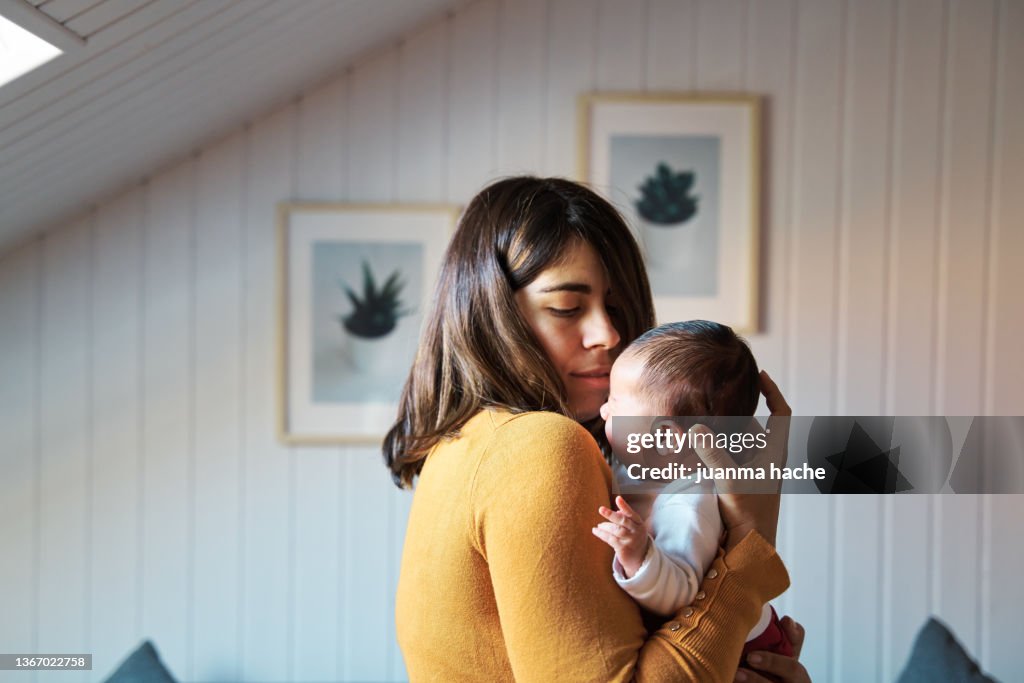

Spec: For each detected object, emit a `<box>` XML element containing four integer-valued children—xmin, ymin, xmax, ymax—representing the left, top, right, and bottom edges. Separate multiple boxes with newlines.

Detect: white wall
<box><xmin>1</xmin><ymin>0</ymin><xmax>1023</xmax><ymax>681</ymax></box>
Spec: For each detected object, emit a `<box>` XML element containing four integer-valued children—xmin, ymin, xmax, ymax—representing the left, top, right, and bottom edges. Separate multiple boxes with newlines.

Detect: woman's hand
<box><xmin>735</xmin><ymin>616</ymin><xmax>810</xmax><ymax>682</ymax></box>
<box><xmin>592</xmin><ymin>495</ymin><xmax>649</xmax><ymax>578</ymax></box>
<box><xmin>691</xmin><ymin>370</ymin><xmax>791</xmax><ymax>549</ymax></box>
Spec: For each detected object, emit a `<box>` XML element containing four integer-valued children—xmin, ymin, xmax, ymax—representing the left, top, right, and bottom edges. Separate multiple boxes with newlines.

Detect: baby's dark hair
<box><xmin>625</xmin><ymin>320</ymin><xmax>760</xmax><ymax>416</ymax></box>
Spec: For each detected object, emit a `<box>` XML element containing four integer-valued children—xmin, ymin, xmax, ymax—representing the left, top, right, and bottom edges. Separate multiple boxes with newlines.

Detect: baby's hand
<box><xmin>592</xmin><ymin>495</ymin><xmax>649</xmax><ymax>578</ymax></box>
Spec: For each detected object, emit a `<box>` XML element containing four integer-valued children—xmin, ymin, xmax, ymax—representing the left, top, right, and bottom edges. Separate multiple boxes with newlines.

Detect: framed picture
<box><xmin>277</xmin><ymin>203</ymin><xmax>458</xmax><ymax>445</ymax></box>
<box><xmin>579</xmin><ymin>93</ymin><xmax>761</xmax><ymax>333</ymax></box>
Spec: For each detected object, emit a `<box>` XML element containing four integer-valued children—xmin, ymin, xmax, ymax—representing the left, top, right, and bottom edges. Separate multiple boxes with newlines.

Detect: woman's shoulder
<box><xmin>472</xmin><ymin>409</ymin><xmax>606</xmax><ymax>476</ymax></box>
<box><xmin>486</xmin><ymin>409</ymin><xmax>596</xmax><ymax>445</ymax></box>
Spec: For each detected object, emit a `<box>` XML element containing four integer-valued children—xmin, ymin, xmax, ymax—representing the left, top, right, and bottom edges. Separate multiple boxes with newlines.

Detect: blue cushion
<box><xmin>103</xmin><ymin>640</ymin><xmax>177</xmax><ymax>683</ymax></box>
<box><xmin>896</xmin><ymin>617</ymin><xmax>998</xmax><ymax>683</ymax></box>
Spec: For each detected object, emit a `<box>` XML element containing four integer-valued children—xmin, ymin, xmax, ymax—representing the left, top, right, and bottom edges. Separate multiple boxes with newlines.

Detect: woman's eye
<box><xmin>548</xmin><ymin>307</ymin><xmax>580</xmax><ymax>317</ymax></box>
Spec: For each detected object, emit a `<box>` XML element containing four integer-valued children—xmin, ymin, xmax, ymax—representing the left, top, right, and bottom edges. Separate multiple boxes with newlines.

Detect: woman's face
<box><xmin>514</xmin><ymin>240</ymin><xmax>622</xmax><ymax>421</ymax></box>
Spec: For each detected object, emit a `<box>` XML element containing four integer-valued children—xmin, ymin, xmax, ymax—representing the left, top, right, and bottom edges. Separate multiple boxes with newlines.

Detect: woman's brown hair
<box><xmin>383</xmin><ymin>176</ymin><xmax>655</xmax><ymax>488</ymax></box>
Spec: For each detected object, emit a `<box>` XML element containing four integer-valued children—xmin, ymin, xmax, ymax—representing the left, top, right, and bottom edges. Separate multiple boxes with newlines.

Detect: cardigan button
<box><xmin>706</xmin><ymin>568</ymin><xmax>719</xmax><ymax>579</ymax></box>
<box><xmin>695</xmin><ymin>591</ymin><xmax>706</xmax><ymax>600</ymax></box>
<box><xmin>668</xmin><ymin>621</ymin><xmax>681</xmax><ymax>632</ymax></box>
<box><xmin>683</xmin><ymin>607</ymin><xmax>694</xmax><ymax>618</ymax></box>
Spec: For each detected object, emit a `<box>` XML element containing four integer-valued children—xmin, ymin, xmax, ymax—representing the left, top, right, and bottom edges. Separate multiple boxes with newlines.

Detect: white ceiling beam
<box><xmin>0</xmin><ymin>0</ymin><xmax>88</xmax><ymax>52</ymax></box>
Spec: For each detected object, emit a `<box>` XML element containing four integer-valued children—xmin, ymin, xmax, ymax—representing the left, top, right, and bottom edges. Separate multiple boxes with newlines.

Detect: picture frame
<box><xmin>578</xmin><ymin>93</ymin><xmax>761</xmax><ymax>333</ymax></box>
<box><xmin>277</xmin><ymin>203</ymin><xmax>459</xmax><ymax>445</ymax></box>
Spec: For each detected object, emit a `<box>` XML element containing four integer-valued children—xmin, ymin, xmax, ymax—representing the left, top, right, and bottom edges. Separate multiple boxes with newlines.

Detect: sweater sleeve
<box><xmin>613</xmin><ymin>534</ymin><xmax>702</xmax><ymax>618</ymax></box>
<box><xmin>471</xmin><ymin>413</ymin><xmax>790</xmax><ymax>682</ymax></box>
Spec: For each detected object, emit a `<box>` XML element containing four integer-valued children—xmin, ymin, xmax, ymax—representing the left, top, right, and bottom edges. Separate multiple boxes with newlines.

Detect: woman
<box><xmin>385</xmin><ymin>177</ymin><xmax>809</xmax><ymax>682</ymax></box>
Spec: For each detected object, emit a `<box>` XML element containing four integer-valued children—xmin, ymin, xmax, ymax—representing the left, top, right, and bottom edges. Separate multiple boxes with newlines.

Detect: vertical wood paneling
<box><xmin>386</xmin><ymin>476</ymin><xmax>411</xmax><ymax>681</ymax></box>
<box><xmin>788</xmin><ymin>0</ymin><xmax>843</xmax><ymax>415</ymax></box>
<box><xmin>139</xmin><ymin>161</ymin><xmax>192</xmax><ymax>676</ymax></box>
<box><xmin>934</xmin><ymin>495</ymin><xmax>983</xmax><ymax>657</ymax></box>
<box><xmin>342</xmin><ymin>426</ymin><xmax>398</xmax><ymax>681</ymax></box>
<box><xmin>695</xmin><ymin>0</ymin><xmax>745</xmax><ymax>90</ymax></box>
<box><xmin>393</xmin><ymin>20</ymin><xmax>449</xmax><ymax>678</ymax></box>
<box><xmin>783</xmin><ymin>6</ymin><xmax>845</xmax><ymax>680</ymax></box>
<box><xmin>833</xmin><ymin>493</ymin><xmax>883</xmax><ymax>682</ymax></box>
<box><xmin>495</xmin><ymin>0</ymin><xmax>547</xmax><ymax>175</ymax></box>
<box><xmin>388</xmin><ymin>482</ymin><xmax>414</xmax><ymax>680</ymax></box>
<box><xmin>0</xmin><ymin>242</ymin><xmax>41</xmax><ymax>673</ymax></box>
<box><xmin>746</xmin><ymin>4</ymin><xmax>797</xmax><ymax>639</ymax></box>
<box><xmin>349</xmin><ymin>52</ymin><xmax>400</xmax><ymax>203</ymax></box>
<box><xmin>778</xmin><ymin>496</ymin><xmax>831</xmax><ymax>682</ymax></box>
<box><xmin>344</xmin><ymin>46</ymin><xmax>403</xmax><ymax>681</ymax></box>
<box><xmin>36</xmin><ymin>221</ymin><xmax>90</xmax><ymax>683</ymax></box>
<box><xmin>340</xmin><ymin>455</ymin><xmax>355</xmax><ymax>681</ymax></box>
<box><xmin>936</xmin><ymin>0</ymin><xmax>997</xmax><ymax>416</ymax></box>
<box><xmin>296</xmin><ymin>78</ymin><xmax>347</xmax><ymax>202</ymax></box>
<box><xmin>932</xmin><ymin>2</ymin><xmax>998</xmax><ymax>666</ymax></box>
<box><xmin>646</xmin><ymin>0</ymin><xmax>696</xmax><ymax>91</ymax></box>
<box><xmin>543</xmin><ymin>0</ymin><xmax>595</xmax><ymax>177</ymax></box>
<box><xmin>240</xmin><ymin>109</ymin><xmax>292</xmax><ymax>683</ymax></box>
<box><xmin>596</xmin><ymin>0</ymin><xmax>646</xmax><ymax>90</ymax></box>
<box><xmin>446</xmin><ymin>0</ymin><xmax>498</xmax><ymax>201</ymax></box>
<box><xmin>987</xmin><ymin>495</ymin><xmax>1024</xmax><ymax>675</ymax></box>
<box><xmin>192</xmin><ymin>133</ymin><xmax>245</xmax><ymax>681</ymax></box>
<box><xmin>831</xmin><ymin>6</ymin><xmax>894</xmax><ymax>675</ymax></box>
<box><xmin>886</xmin><ymin>0</ymin><xmax>945</xmax><ymax>415</ymax></box>
<box><xmin>397</xmin><ymin>21</ymin><xmax>447</xmax><ymax>203</ymax></box>
<box><xmin>778</xmin><ymin>3</ymin><xmax>843</xmax><ymax>679</ymax></box>
<box><xmin>292</xmin><ymin>81</ymin><xmax>345</xmax><ymax>683</ymax></box>
<box><xmin>744</xmin><ymin>0</ymin><xmax>794</xmax><ymax>398</ymax></box>
<box><xmin>837</xmin><ymin>0</ymin><xmax>894</xmax><ymax>415</ymax></box>
<box><xmin>987</xmin><ymin>0</ymin><xmax>1024</xmax><ymax>417</ymax></box>
<box><xmin>89</xmin><ymin>192</ymin><xmax>143</xmax><ymax>678</ymax></box>
<box><xmin>882</xmin><ymin>496</ymin><xmax>932</xmax><ymax>680</ymax></box>
<box><xmin>292</xmin><ymin>448</ymin><xmax>342</xmax><ymax>683</ymax></box>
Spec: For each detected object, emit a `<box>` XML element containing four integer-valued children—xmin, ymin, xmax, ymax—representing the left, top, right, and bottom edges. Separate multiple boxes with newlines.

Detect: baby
<box><xmin>593</xmin><ymin>320</ymin><xmax>793</xmax><ymax>675</ymax></box>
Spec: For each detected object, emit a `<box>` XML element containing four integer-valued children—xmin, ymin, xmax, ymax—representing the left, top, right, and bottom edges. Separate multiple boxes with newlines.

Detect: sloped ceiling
<box><xmin>0</xmin><ymin>0</ymin><xmax>459</xmax><ymax>256</ymax></box>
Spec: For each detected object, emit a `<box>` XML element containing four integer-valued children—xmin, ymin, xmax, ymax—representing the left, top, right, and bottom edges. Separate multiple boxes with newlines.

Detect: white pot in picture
<box><xmin>345</xmin><ymin>330</ymin><xmax>401</xmax><ymax>375</ymax></box>
<box><xmin>641</xmin><ymin>221</ymin><xmax>700</xmax><ymax>271</ymax></box>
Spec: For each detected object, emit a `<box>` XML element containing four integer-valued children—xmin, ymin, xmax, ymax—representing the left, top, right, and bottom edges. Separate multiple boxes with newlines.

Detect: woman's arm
<box><xmin>471</xmin><ymin>413</ymin><xmax>789</xmax><ymax>682</ymax></box>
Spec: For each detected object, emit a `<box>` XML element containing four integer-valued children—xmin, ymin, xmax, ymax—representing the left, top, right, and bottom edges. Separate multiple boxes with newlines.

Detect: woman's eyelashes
<box><xmin>546</xmin><ymin>299</ymin><xmax>619</xmax><ymax>318</ymax></box>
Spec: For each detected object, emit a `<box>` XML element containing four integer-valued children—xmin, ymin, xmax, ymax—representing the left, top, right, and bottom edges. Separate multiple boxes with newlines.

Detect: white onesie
<box><xmin>611</xmin><ymin>473</ymin><xmax>773</xmax><ymax>641</ymax></box>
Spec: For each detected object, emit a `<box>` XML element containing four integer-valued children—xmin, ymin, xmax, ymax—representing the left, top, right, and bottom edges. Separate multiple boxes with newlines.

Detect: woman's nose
<box><xmin>583</xmin><ymin>308</ymin><xmax>621</xmax><ymax>350</ymax></box>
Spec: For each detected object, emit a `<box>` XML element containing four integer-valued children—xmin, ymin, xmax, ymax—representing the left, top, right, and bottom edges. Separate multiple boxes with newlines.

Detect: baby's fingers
<box><xmin>599</xmin><ymin>504</ymin><xmax>642</xmax><ymax>532</ymax></box>
<box><xmin>591</xmin><ymin>525</ymin><xmax>622</xmax><ymax>550</ymax></box>
<box><xmin>615</xmin><ymin>495</ymin><xmax>643</xmax><ymax>522</ymax></box>
<box><xmin>596</xmin><ymin>521</ymin><xmax>634</xmax><ymax>540</ymax></box>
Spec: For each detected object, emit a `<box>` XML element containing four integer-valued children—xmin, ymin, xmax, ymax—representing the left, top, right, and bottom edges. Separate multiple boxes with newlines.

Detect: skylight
<box><xmin>0</xmin><ymin>13</ymin><xmax>62</xmax><ymax>89</ymax></box>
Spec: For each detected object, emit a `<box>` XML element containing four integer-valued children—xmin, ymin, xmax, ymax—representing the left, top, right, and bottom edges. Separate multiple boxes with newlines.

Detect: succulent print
<box><xmin>339</xmin><ymin>261</ymin><xmax>410</xmax><ymax>339</ymax></box>
<box><xmin>635</xmin><ymin>162</ymin><xmax>699</xmax><ymax>226</ymax></box>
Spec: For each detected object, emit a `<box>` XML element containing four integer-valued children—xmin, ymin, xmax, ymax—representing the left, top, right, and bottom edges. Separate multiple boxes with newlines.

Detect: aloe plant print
<box><xmin>635</xmin><ymin>162</ymin><xmax>699</xmax><ymax>226</ymax></box>
<box><xmin>339</xmin><ymin>261</ymin><xmax>410</xmax><ymax>339</ymax></box>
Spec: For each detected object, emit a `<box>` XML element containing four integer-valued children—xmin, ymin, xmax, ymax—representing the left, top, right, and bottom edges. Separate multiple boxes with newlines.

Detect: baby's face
<box><xmin>600</xmin><ymin>351</ymin><xmax>701</xmax><ymax>471</ymax></box>
<box><xmin>599</xmin><ymin>352</ymin><xmax>659</xmax><ymax>441</ymax></box>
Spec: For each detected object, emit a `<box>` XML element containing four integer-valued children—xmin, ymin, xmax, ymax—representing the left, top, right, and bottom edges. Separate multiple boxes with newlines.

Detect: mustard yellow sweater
<box><xmin>395</xmin><ymin>410</ymin><xmax>790</xmax><ymax>682</ymax></box>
